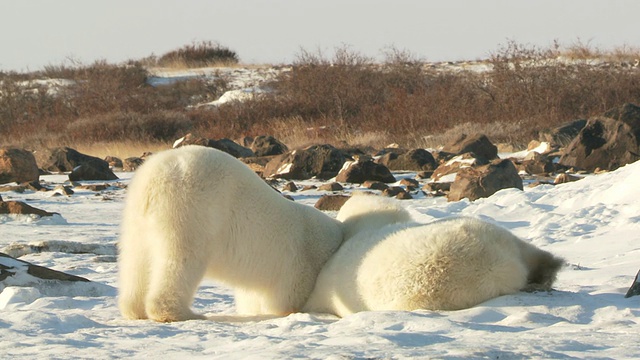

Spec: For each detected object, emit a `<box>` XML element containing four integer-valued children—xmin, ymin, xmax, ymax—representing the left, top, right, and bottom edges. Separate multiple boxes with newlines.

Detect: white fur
<box><xmin>303</xmin><ymin>196</ymin><xmax>563</xmax><ymax>317</ymax></box>
<box><xmin>118</xmin><ymin>145</ymin><xmax>344</xmax><ymax>322</ymax></box>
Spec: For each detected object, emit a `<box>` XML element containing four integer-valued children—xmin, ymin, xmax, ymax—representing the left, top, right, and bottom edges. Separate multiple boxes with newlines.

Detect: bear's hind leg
<box><xmin>144</xmin><ymin>251</ymin><xmax>208</xmax><ymax>322</ymax></box>
<box><xmin>118</xmin><ymin>242</ymin><xmax>151</xmax><ymax>320</ymax></box>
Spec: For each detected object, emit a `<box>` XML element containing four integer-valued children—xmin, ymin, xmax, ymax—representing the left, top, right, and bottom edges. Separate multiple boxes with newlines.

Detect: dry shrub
<box><xmin>156</xmin><ymin>41</ymin><xmax>239</xmax><ymax>68</ymax></box>
<box><xmin>67</xmin><ymin>111</ymin><xmax>192</xmax><ymax>143</ymax></box>
<box><xmin>3</xmin><ymin>41</ymin><xmax>640</xmax><ymax>154</ymax></box>
<box><xmin>74</xmin><ymin>141</ymin><xmax>172</xmax><ymax>161</ymax></box>
<box><xmin>188</xmin><ymin>43</ymin><xmax>640</xmax><ymax>149</ymax></box>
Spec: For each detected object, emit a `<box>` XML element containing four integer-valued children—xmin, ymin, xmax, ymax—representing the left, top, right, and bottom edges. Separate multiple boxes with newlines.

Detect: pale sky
<box><xmin>1</xmin><ymin>1</ymin><xmax>638</xmax><ymax>72</ymax></box>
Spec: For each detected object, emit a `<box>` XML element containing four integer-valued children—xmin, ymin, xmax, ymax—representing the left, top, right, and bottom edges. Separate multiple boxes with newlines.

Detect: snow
<box><xmin>1</xmin><ymin>160</ymin><xmax>639</xmax><ymax>359</ymax></box>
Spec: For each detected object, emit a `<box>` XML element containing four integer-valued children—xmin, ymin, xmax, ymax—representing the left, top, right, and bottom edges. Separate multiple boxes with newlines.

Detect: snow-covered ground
<box><xmin>1</xmin><ymin>158</ymin><xmax>639</xmax><ymax>359</ymax></box>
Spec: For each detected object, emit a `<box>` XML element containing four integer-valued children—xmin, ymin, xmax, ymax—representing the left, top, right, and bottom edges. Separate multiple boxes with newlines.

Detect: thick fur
<box><xmin>303</xmin><ymin>196</ymin><xmax>564</xmax><ymax>317</ymax></box>
<box><xmin>118</xmin><ymin>145</ymin><xmax>344</xmax><ymax>322</ymax></box>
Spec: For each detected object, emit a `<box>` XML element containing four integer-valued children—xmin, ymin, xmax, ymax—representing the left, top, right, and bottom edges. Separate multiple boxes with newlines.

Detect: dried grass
<box><xmin>3</xmin><ymin>41</ymin><xmax>640</xmax><ymax>156</ymax></box>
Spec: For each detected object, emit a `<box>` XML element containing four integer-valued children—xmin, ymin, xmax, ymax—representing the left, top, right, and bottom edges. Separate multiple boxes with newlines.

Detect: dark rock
<box><xmin>124</xmin><ymin>157</ymin><xmax>144</xmax><ymax>172</ymax></box>
<box><xmin>559</xmin><ymin>112</ymin><xmax>640</xmax><ymax>172</ymax></box>
<box><xmin>69</xmin><ymin>162</ymin><xmax>118</xmax><ymax>181</ymax></box>
<box><xmin>399</xmin><ymin>178</ymin><xmax>419</xmax><ymax>188</ymax></box>
<box><xmin>0</xmin><ymin>200</ymin><xmax>56</xmax><ymax>217</ymax></box>
<box><xmin>173</xmin><ymin>133</ymin><xmax>213</xmax><ymax>148</ymax></box>
<box><xmin>375</xmin><ymin>148</ymin><xmax>437</xmax><ymax>171</ymax></box>
<box><xmin>624</xmin><ymin>269</ymin><xmax>640</xmax><ymax>298</ymax></box>
<box><xmin>554</xmin><ymin>173</ymin><xmax>582</xmax><ymax>184</ymax></box>
<box><xmin>104</xmin><ymin>156</ymin><xmax>123</xmax><ymax>169</ymax></box>
<box><xmin>76</xmin><ymin>184</ymin><xmax>109</xmax><ymax>191</ymax></box>
<box><xmin>363</xmin><ymin>180</ymin><xmax>389</xmax><ymax>191</ymax></box>
<box><xmin>431</xmin><ymin>150</ymin><xmax>456</xmax><ymax>165</ymax></box>
<box><xmin>382</xmin><ymin>186</ymin><xmax>407</xmax><ymax>197</ymax></box>
<box><xmin>251</xmin><ymin>135</ymin><xmax>289</xmax><ymax>157</ymax></box>
<box><xmin>314</xmin><ymin>194</ymin><xmax>350</xmax><ymax>211</ymax></box>
<box><xmin>539</xmin><ymin>119</ymin><xmax>588</xmax><ymax>147</ymax></box>
<box><xmin>423</xmin><ymin>182</ymin><xmax>451</xmax><ymax>192</ymax></box>
<box><xmin>431</xmin><ymin>152</ymin><xmax>489</xmax><ymax>181</ymax></box>
<box><xmin>22</xmin><ymin>180</ymin><xmax>46</xmax><ymax>192</ymax></box>
<box><xmin>282</xmin><ymin>181</ymin><xmax>298</xmax><ymax>192</ymax></box>
<box><xmin>416</xmin><ymin>171</ymin><xmax>434</xmax><ymax>179</ymax></box>
<box><xmin>239</xmin><ymin>136</ymin><xmax>254</xmax><ymax>147</ymax></box>
<box><xmin>213</xmin><ymin>138</ymin><xmax>255</xmax><ymax>158</ymax></box>
<box><xmin>263</xmin><ymin>144</ymin><xmax>350</xmax><ymax>180</ymax></box>
<box><xmin>447</xmin><ymin>159</ymin><xmax>523</xmax><ymax>202</ymax></box>
<box><xmin>174</xmin><ymin>133</ymin><xmax>255</xmax><ymax>158</ymax></box>
<box><xmin>442</xmin><ymin>133</ymin><xmax>498</xmax><ymax>162</ymax></box>
<box><xmin>0</xmin><ymin>147</ymin><xmax>39</xmax><ymax>184</ymax></box>
<box><xmin>44</xmin><ymin>147</ymin><xmax>109</xmax><ymax>173</ymax></box>
<box><xmin>396</xmin><ymin>191</ymin><xmax>413</xmax><ymax>200</ymax></box>
<box><xmin>53</xmin><ymin>185</ymin><xmax>74</xmax><ymax>196</ymax></box>
<box><xmin>336</xmin><ymin>160</ymin><xmax>396</xmax><ymax>184</ymax></box>
<box><xmin>374</xmin><ymin>147</ymin><xmax>407</xmax><ymax>157</ymax></box>
<box><xmin>518</xmin><ymin>152</ymin><xmax>555</xmax><ymax>175</ymax></box>
<box><xmin>0</xmin><ymin>252</ymin><xmax>89</xmax><ymax>283</ymax></box>
<box><xmin>241</xmin><ymin>155</ymin><xmax>276</xmax><ymax>176</ymax></box>
<box><xmin>319</xmin><ymin>182</ymin><xmax>344</xmax><ymax>192</ymax></box>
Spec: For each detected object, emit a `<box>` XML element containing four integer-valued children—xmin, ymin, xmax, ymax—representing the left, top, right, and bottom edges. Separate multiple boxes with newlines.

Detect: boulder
<box><xmin>554</xmin><ymin>173</ymin><xmax>582</xmax><ymax>184</ymax></box>
<box><xmin>336</xmin><ymin>160</ymin><xmax>396</xmax><ymax>184</ymax></box>
<box><xmin>431</xmin><ymin>153</ymin><xmax>489</xmax><ymax>181</ymax></box>
<box><xmin>173</xmin><ymin>133</ymin><xmax>213</xmax><ymax>148</ymax></box>
<box><xmin>314</xmin><ymin>195</ymin><xmax>350</xmax><ymax>211</ymax></box>
<box><xmin>375</xmin><ymin>148</ymin><xmax>437</xmax><ymax>171</ymax></box>
<box><xmin>104</xmin><ymin>156</ymin><xmax>123</xmax><ymax>169</ymax></box>
<box><xmin>0</xmin><ymin>252</ymin><xmax>114</xmax><ymax>298</ymax></box>
<box><xmin>559</xmin><ymin>107</ymin><xmax>640</xmax><ymax>172</ymax></box>
<box><xmin>539</xmin><ymin>119</ymin><xmax>588</xmax><ymax>147</ymax></box>
<box><xmin>517</xmin><ymin>152</ymin><xmax>555</xmax><ymax>175</ymax></box>
<box><xmin>214</xmin><ymin>138</ymin><xmax>255</xmax><ymax>158</ymax></box>
<box><xmin>44</xmin><ymin>147</ymin><xmax>110</xmax><ymax>173</ymax></box>
<box><xmin>44</xmin><ymin>147</ymin><xmax>118</xmax><ymax>180</ymax></box>
<box><xmin>363</xmin><ymin>180</ymin><xmax>389</xmax><ymax>191</ymax></box>
<box><xmin>250</xmin><ymin>135</ymin><xmax>288</xmax><ymax>157</ymax></box>
<box><xmin>174</xmin><ymin>133</ymin><xmax>254</xmax><ymax>158</ymax></box>
<box><xmin>447</xmin><ymin>159</ymin><xmax>523</xmax><ymax>202</ymax></box>
<box><xmin>0</xmin><ymin>200</ymin><xmax>56</xmax><ymax>217</ymax></box>
<box><xmin>442</xmin><ymin>133</ymin><xmax>498</xmax><ymax>162</ymax></box>
<box><xmin>282</xmin><ymin>181</ymin><xmax>298</xmax><ymax>192</ymax></box>
<box><xmin>0</xmin><ymin>252</ymin><xmax>88</xmax><ymax>283</ymax></box>
<box><xmin>395</xmin><ymin>191</ymin><xmax>413</xmax><ymax>200</ymax></box>
<box><xmin>382</xmin><ymin>186</ymin><xmax>407</xmax><ymax>197</ymax></box>
<box><xmin>124</xmin><ymin>157</ymin><xmax>144</xmax><ymax>171</ymax></box>
<box><xmin>625</xmin><ymin>269</ymin><xmax>640</xmax><ymax>298</ymax></box>
<box><xmin>69</xmin><ymin>161</ymin><xmax>118</xmax><ymax>181</ymax></box>
<box><xmin>423</xmin><ymin>182</ymin><xmax>451</xmax><ymax>193</ymax></box>
<box><xmin>318</xmin><ymin>182</ymin><xmax>344</xmax><ymax>192</ymax></box>
<box><xmin>263</xmin><ymin>144</ymin><xmax>350</xmax><ymax>180</ymax></box>
<box><xmin>0</xmin><ymin>147</ymin><xmax>39</xmax><ymax>184</ymax></box>
<box><xmin>399</xmin><ymin>178</ymin><xmax>420</xmax><ymax>189</ymax></box>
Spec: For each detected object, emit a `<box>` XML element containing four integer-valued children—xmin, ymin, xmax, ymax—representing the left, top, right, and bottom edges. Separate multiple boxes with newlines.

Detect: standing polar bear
<box><xmin>303</xmin><ymin>195</ymin><xmax>565</xmax><ymax>317</ymax></box>
<box><xmin>118</xmin><ymin>145</ymin><xmax>344</xmax><ymax>322</ymax></box>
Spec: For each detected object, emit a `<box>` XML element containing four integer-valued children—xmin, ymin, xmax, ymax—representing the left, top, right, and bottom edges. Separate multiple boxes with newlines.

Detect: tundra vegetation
<box><xmin>1</xmin><ymin>40</ymin><xmax>640</xmax><ymax>162</ymax></box>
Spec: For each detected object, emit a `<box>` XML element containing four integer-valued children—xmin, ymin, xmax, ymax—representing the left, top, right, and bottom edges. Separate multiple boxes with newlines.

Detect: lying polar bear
<box><xmin>303</xmin><ymin>195</ymin><xmax>564</xmax><ymax>316</ymax></box>
<box><xmin>118</xmin><ymin>145</ymin><xmax>344</xmax><ymax>322</ymax></box>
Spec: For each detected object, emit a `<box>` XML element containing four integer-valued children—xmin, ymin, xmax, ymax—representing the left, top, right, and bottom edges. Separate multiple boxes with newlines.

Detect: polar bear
<box><xmin>118</xmin><ymin>145</ymin><xmax>344</xmax><ymax>322</ymax></box>
<box><xmin>303</xmin><ymin>195</ymin><xmax>564</xmax><ymax>317</ymax></box>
